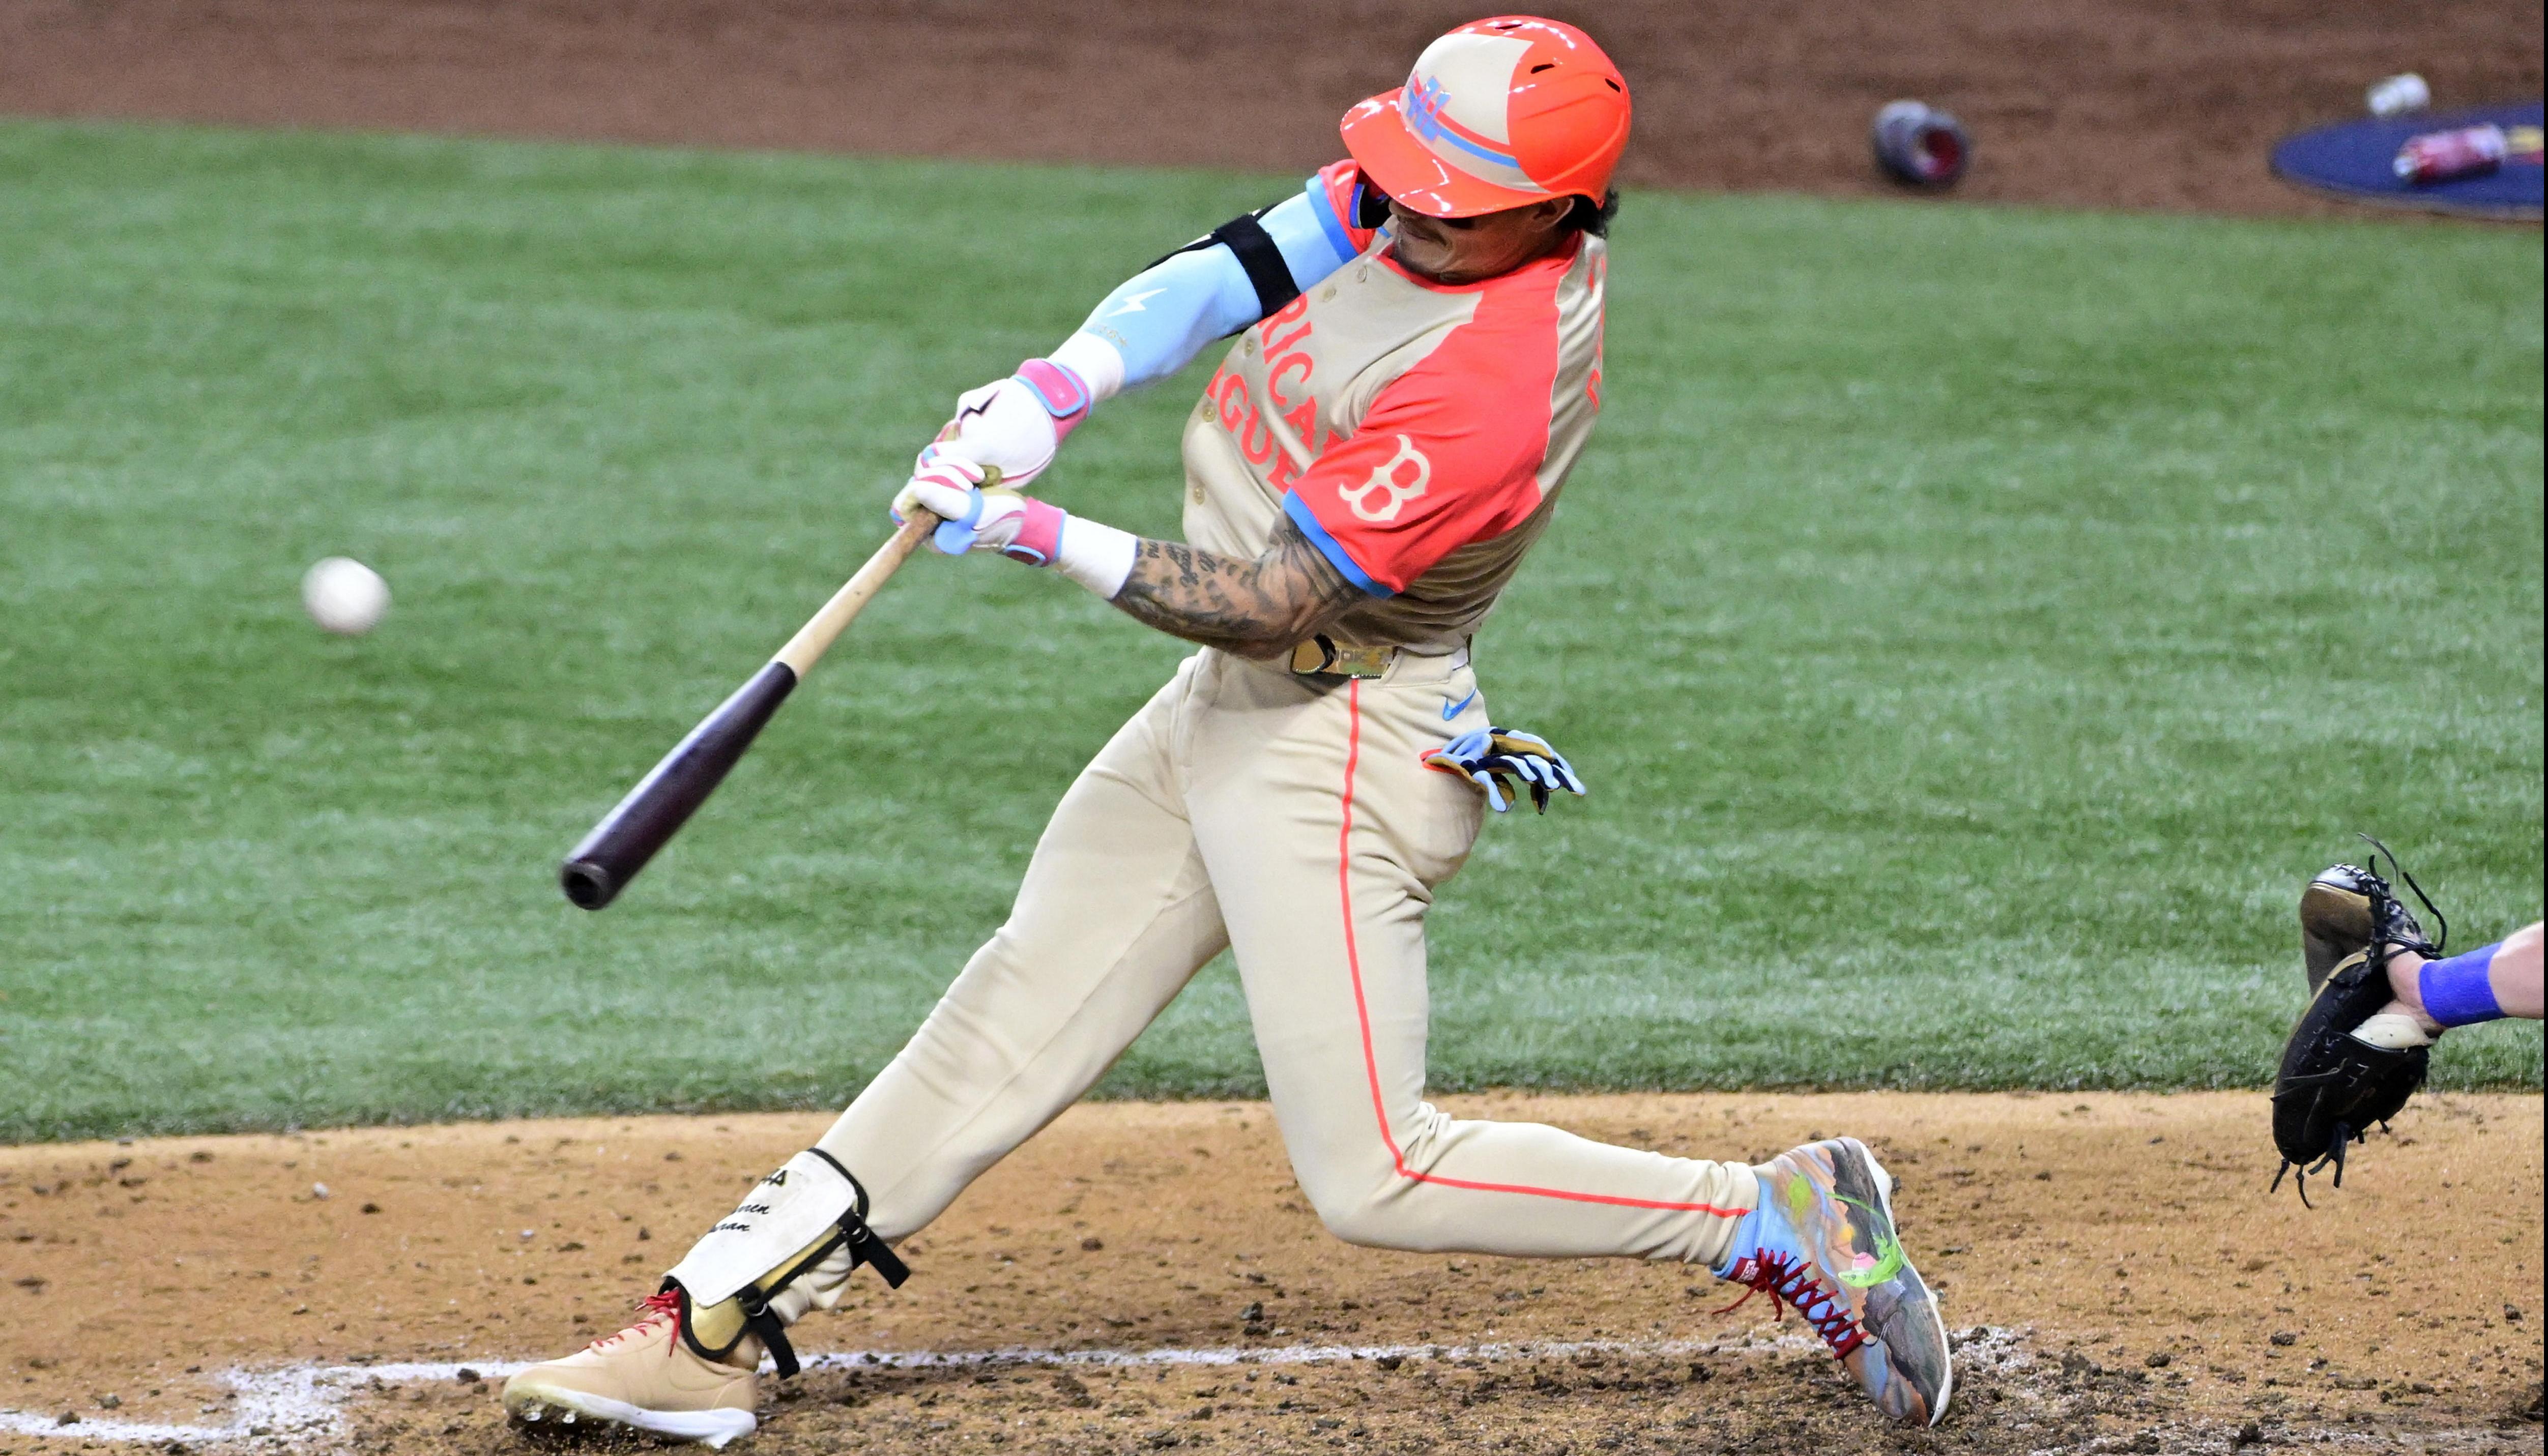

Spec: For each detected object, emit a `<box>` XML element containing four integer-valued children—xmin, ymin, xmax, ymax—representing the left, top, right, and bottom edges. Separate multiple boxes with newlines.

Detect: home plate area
<box><xmin>2</xmin><ymin>1094</ymin><xmax>2538</xmax><ymax>1453</ymax></box>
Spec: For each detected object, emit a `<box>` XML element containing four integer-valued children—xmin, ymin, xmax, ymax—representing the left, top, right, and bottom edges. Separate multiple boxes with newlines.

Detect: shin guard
<box><xmin>662</xmin><ymin>1149</ymin><xmax>908</xmax><ymax>1378</ymax></box>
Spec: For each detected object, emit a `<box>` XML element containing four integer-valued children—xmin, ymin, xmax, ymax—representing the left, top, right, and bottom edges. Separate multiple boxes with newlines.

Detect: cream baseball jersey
<box><xmin>1180</xmin><ymin>162</ymin><xmax>1609</xmax><ymax>654</ymax></box>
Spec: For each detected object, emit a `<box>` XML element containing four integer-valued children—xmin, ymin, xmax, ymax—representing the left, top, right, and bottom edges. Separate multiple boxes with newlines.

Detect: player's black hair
<box><xmin>1562</xmin><ymin>188</ymin><xmax>1620</xmax><ymax>238</ymax></box>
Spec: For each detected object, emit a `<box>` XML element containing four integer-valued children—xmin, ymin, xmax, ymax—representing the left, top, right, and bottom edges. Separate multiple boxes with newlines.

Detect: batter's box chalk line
<box><xmin>0</xmin><ymin>1328</ymin><xmax>2024</xmax><ymax>1448</ymax></box>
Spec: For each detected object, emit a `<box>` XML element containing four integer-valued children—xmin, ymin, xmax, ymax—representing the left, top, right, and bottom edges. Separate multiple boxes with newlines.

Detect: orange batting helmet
<box><xmin>1340</xmin><ymin>16</ymin><xmax>1631</xmax><ymax>219</ymax></box>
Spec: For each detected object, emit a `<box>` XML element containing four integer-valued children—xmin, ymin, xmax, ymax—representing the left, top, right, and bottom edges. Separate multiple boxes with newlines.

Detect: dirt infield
<box><xmin>2</xmin><ymin>1092</ymin><xmax>2538</xmax><ymax>1453</ymax></box>
<box><xmin>1</xmin><ymin>0</ymin><xmax>2540</xmax><ymax>218</ymax></box>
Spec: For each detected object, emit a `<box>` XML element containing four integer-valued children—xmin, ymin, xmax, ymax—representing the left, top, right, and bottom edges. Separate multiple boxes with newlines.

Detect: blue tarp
<box><xmin>2272</xmin><ymin>101</ymin><xmax>2542</xmax><ymax>220</ymax></box>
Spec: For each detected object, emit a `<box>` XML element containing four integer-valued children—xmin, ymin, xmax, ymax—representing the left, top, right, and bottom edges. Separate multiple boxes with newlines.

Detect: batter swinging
<box><xmin>506</xmin><ymin>17</ymin><xmax>1951</xmax><ymax>1443</ymax></box>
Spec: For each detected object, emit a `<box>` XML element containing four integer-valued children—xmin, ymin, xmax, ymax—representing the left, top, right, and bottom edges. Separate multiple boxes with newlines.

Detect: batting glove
<box><xmin>914</xmin><ymin>358</ymin><xmax>1092</xmax><ymax>490</ymax></box>
<box><xmin>1424</xmin><ymin>726</ymin><xmax>1588</xmax><ymax>814</ymax></box>
<box><xmin>893</xmin><ymin>456</ymin><xmax>1068</xmax><ymax>564</ymax></box>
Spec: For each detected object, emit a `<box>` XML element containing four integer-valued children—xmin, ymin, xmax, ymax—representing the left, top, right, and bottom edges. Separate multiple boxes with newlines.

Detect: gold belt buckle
<box><xmin>1288</xmin><ymin>635</ymin><xmax>1395</xmax><ymax>680</ymax></box>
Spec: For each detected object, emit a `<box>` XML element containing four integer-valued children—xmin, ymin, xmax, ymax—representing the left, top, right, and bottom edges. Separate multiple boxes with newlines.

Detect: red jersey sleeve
<box><xmin>1306</xmin><ymin>159</ymin><xmax>1379</xmax><ymax>263</ymax></box>
<box><xmin>1281</xmin><ymin>261</ymin><xmax>1566</xmax><ymax>596</ymax></box>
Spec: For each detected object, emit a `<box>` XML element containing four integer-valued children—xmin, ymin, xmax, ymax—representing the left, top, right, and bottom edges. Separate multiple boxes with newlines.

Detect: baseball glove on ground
<box><xmin>2270</xmin><ymin>838</ymin><xmax>2449</xmax><ymax>1205</ymax></box>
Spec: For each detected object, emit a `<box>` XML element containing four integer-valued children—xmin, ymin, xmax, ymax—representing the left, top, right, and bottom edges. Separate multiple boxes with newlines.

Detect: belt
<box><xmin>1287</xmin><ymin>634</ymin><xmax>1398</xmax><ymax>680</ymax></box>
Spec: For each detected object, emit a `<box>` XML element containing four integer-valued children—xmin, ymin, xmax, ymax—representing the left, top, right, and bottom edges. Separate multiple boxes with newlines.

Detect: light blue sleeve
<box><xmin>1069</xmin><ymin>180</ymin><xmax>1365</xmax><ymax>392</ymax></box>
<box><xmin>1265</xmin><ymin>179</ymin><xmax>1363</xmax><ymax>293</ymax></box>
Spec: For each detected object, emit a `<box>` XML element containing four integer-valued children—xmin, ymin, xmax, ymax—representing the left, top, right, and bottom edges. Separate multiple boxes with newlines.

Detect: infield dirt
<box><xmin>3</xmin><ymin>1091</ymin><xmax>2539</xmax><ymax>1454</ymax></box>
<box><xmin>2</xmin><ymin>0</ymin><xmax>2541</xmax><ymax>219</ymax></box>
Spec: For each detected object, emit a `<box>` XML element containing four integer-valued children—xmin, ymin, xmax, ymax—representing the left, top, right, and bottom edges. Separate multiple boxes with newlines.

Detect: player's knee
<box><xmin>1282</xmin><ymin>1160</ymin><xmax>1388</xmax><ymax>1247</ymax></box>
<box><xmin>1305</xmin><ymin>1188</ymin><xmax>1403</xmax><ymax>1249</ymax></box>
<box><xmin>1290</xmin><ymin>1107</ymin><xmax>1461</xmax><ymax>1249</ymax></box>
<box><xmin>1294</xmin><ymin>1167</ymin><xmax>1446</xmax><ymax>1251</ymax></box>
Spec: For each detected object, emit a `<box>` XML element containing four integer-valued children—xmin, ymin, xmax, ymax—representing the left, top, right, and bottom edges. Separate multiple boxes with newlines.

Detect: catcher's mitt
<box><xmin>2298</xmin><ymin>857</ymin><xmax>2435</xmax><ymax>996</ymax></box>
<box><xmin>2270</xmin><ymin>837</ymin><xmax>2448</xmax><ymax>1205</ymax></box>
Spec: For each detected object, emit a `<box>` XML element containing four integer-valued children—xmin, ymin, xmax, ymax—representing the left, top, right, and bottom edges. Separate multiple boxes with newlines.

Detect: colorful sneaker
<box><xmin>502</xmin><ymin>1289</ymin><xmax>760</xmax><ymax>1448</ymax></box>
<box><xmin>1713</xmin><ymin>1137</ymin><xmax>1952</xmax><ymax>1426</ymax></box>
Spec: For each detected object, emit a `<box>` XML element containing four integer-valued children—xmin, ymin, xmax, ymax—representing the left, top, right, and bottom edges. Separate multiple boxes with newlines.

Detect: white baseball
<box><xmin>302</xmin><ymin>557</ymin><xmax>391</xmax><ymax>636</ymax></box>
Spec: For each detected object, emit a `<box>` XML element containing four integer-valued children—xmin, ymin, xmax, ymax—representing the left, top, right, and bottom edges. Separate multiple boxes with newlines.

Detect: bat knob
<box><xmin>560</xmin><ymin>859</ymin><xmax>619</xmax><ymax>911</ymax></box>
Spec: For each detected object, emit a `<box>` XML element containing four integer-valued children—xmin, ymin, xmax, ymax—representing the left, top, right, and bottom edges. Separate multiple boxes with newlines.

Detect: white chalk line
<box><xmin>0</xmin><ymin>1331</ymin><xmax>1837</xmax><ymax>1447</ymax></box>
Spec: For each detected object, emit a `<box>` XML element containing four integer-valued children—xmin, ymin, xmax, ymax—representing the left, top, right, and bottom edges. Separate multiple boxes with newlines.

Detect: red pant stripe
<box><xmin>1335</xmin><ymin>680</ymin><xmax>1743</xmax><ymax>1219</ymax></box>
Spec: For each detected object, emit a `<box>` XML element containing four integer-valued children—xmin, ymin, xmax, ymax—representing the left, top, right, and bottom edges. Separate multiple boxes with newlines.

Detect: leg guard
<box><xmin>662</xmin><ymin>1149</ymin><xmax>909</xmax><ymax>1379</ymax></box>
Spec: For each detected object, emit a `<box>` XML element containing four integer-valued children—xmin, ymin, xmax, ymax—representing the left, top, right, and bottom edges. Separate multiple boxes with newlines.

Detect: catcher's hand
<box><xmin>2270</xmin><ymin>837</ymin><xmax>2448</xmax><ymax>1205</ymax></box>
<box><xmin>1425</xmin><ymin>726</ymin><xmax>1586</xmax><ymax>814</ymax></box>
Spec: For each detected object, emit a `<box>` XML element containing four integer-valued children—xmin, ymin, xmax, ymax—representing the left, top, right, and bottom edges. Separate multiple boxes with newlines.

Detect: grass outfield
<box><xmin>1</xmin><ymin>120</ymin><xmax>2539</xmax><ymax>1142</ymax></box>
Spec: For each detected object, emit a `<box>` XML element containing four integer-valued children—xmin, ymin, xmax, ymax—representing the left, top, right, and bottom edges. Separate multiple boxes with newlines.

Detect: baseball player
<box><xmin>505</xmin><ymin>17</ymin><xmax>1951</xmax><ymax>1443</ymax></box>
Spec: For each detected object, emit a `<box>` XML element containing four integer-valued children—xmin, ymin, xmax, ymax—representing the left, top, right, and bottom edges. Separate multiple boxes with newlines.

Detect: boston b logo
<box><xmin>1339</xmin><ymin>435</ymin><xmax>1431</xmax><ymax>522</ymax></box>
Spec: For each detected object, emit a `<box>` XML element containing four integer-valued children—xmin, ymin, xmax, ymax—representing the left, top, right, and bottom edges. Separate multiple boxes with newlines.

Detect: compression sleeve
<box><xmin>1055</xmin><ymin>173</ymin><xmax>1366</xmax><ymax>400</ymax></box>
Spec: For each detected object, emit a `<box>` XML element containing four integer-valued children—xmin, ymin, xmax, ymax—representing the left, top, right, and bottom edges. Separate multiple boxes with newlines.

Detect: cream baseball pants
<box><xmin>814</xmin><ymin>647</ymin><xmax>1755</xmax><ymax>1268</ymax></box>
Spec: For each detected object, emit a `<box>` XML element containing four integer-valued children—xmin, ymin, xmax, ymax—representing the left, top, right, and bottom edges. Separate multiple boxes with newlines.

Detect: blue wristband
<box><xmin>2419</xmin><ymin>942</ymin><xmax>2505</xmax><ymax>1028</ymax></box>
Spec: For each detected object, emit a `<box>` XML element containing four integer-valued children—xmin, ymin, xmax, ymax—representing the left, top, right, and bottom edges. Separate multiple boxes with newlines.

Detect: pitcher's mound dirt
<box><xmin>1</xmin><ymin>0</ymin><xmax>2540</xmax><ymax>218</ymax></box>
<box><xmin>3</xmin><ymin>1091</ymin><xmax>2540</xmax><ymax>1453</ymax></box>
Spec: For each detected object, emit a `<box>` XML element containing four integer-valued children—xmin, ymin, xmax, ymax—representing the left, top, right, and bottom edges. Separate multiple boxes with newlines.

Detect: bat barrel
<box><xmin>560</xmin><ymin>858</ymin><xmax>618</xmax><ymax>910</ymax></box>
<box><xmin>559</xmin><ymin>660</ymin><xmax>800</xmax><ymax>909</ymax></box>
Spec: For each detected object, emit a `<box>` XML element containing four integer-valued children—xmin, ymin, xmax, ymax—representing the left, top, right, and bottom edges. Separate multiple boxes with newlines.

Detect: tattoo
<box><xmin>1112</xmin><ymin>517</ymin><xmax>1361</xmax><ymax>656</ymax></box>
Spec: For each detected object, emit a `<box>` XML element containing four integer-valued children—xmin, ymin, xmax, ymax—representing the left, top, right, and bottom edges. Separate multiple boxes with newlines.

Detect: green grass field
<box><xmin>2</xmin><ymin>120</ymin><xmax>2539</xmax><ymax>1143</ymax></box>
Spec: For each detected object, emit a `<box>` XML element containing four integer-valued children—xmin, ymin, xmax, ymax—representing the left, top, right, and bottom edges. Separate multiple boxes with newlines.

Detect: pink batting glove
<box><xmin>913</xmin><ymin>359</ymin><xmax>1092</xmax><ymax>489</ymax></box>
<box><xmin>892</xmin><ymin>456</ymin><xmax>1066</xmax><ymax>564</ymax></box>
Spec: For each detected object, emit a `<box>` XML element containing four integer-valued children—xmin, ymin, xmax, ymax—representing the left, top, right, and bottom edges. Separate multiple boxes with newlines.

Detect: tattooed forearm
<box><xmin>1111</xmin><ymin>518</ymin><xmax>1362</xmax><ymax>656</ymax></box>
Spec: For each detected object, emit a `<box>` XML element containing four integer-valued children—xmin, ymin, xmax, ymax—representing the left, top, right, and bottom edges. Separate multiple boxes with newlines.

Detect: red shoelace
<box><xmin>588</xmin><ymin>1288</ymin><xmax>685</xmax><ymax>1356</ymax></box>
<box><xmin>1715</xmin><ymin>1253</ymin><xmax>1866</xmax><ymax>1360</ymax></box>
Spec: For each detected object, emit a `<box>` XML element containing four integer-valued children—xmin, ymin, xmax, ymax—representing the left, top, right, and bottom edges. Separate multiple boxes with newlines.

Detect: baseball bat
<box><xmin>559</xmin><ymin>503</ymin><xmax>951</xmax><ymax>910</ymax></box>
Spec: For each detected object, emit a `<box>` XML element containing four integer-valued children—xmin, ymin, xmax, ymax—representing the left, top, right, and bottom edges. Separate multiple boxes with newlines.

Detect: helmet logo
<box><xmin>1339</xmin><ymin>435</ymin><xmax>1431</xmax><ymax>522</ymax></box>
<box><xmin>1403</xmin><ymin>76</ymin><xmax>1455</xmax><ymax>146</ymax></box>
<box><xmin>1390</xmin><ymin>37</ymin><xmax>1547</xmax><ymax>193</ymax></box>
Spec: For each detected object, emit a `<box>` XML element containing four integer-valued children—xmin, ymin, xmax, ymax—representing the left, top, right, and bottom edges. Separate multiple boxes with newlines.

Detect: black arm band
<box><xmin>1146</xmin><ymin>207</ymin><xmax>1301</xmax><ymax>329</ymax></box>
<box><xmin>1208</xmin><ymin>212</ymin><xmax>1301</xmax><ymax>320</ymax></box>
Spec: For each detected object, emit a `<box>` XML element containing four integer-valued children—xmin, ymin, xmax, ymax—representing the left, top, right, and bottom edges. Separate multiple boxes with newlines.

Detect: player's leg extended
<box><xmin>812</xmin><ymin>673</ymin><xmax>1231</xmax><ymax>1242</ymax></box>
<box><xmin>1186</xmin><ymin>651</ymin><xmax>1949</xmax><ymax>1425</ymax></box>
<box><xmin>505</xmin><ymin>660</ymin><xmax>1229</xmax><ymax>1442</ymax></box>
<box><xmin>1190</xmin><ymin>651</ymin><xmax>1759</xmax><ymax>1257</ymax></box>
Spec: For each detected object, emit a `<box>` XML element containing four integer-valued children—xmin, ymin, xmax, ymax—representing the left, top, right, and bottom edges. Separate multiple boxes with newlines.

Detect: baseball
<box><xmin>302</xmin><ymin>556</ymin><xmax>390</xmax><ymax>635</ymax></box>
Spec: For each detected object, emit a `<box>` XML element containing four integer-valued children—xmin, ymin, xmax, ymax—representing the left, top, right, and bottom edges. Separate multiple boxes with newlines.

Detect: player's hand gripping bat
<box><xmin>558</xmin><ymin>490</ymin><xmax>968</xmax><ymax>909</ymax></box>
